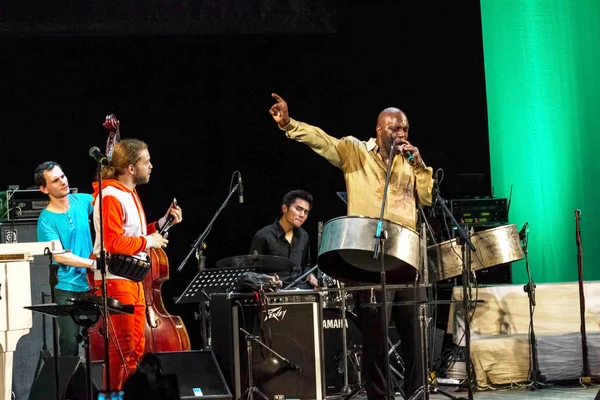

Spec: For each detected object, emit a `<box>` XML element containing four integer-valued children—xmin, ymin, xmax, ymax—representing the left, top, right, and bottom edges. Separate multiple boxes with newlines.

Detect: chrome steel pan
<box><xmin>318</xmin><ymin>216</ymin><xmax>421</xmax><ymax>284</ymax></box>
<box><xmin>427</xmin><ymin>224</ymin><xmax>524</xmax><ymax>282</ymax></box>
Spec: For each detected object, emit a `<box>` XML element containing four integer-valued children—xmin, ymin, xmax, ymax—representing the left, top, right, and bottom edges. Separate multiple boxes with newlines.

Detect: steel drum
<box><xmin>427</xmin><ymin>224</ymin><xmax>524</xmax><ymax>282</ymax></box>
<box><xmin>317</xmin><ymin>216</ymin><xmax>421</xmax><ymax>284</ymax></box>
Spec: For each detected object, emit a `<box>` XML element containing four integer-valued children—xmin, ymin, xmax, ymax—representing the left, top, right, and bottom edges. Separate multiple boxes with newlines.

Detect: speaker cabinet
<box><xmin>211</xmin><ymin>292</ymin><xmax>325</xmax><ymax>400</ymax></box>
<box><xmin>1</xmin><ymin>222</ymin><xmax>55</xmax><ymax>400</ymax></box>
<box><xmin>153</xmin><ymin>351</ymin><xmax>232</xmax><ymax>400</ymax></box>
<box><xmin>27</xmin><ymin>356</ymin><xmax>92</xmax><ymax>400</ymax></box>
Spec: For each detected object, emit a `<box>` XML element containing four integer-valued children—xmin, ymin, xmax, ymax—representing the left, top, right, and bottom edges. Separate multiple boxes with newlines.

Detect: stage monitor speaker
<box><xmin>154</xmin><ymin>350</ymin><xmax>232</xmax><ymax>400</ymax></box>
<box><xmin>27</xmin><ymin>356</ymin><xmax>96</xmax><ymax>400</ymax></box>
<box><xmin>211</xmin><ymin>292</ymin><xmax>325</xmax><ymax>400</ymax></box>
<box><xmin>1</xmin><ymin>221</ymin><xmax>55</xmax><ymax>400</ymax></box>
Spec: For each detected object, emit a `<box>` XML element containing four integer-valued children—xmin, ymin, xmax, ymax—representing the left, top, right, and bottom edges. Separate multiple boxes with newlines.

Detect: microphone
<box><xmin>237</xmin><ymin>173</ymin><xmax>244</xmax><ymax>204</ymax></box>
<box><xmin>283</xmin><ymin>358</ymin><xmax>301</xmax><ymax>371</ymax></box>
<box><xmin>89</xmin><ymin>146</ymin><xmax>109</xmax><ymax>166</ymax></box>
<box><xmin>392</xmin><ymin>137</ymin><xmax>415</xmax><ymax>163</ymax></box>
<box><xmin>519</xmin><ymin>222</ymin><xmax>529</xmax><ymax>241</ymax></box>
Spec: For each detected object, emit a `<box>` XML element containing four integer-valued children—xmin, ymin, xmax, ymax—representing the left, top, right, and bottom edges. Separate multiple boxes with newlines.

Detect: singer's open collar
<box><xmin>366</xmin><ymin>137</ymin><xmax>377</xmax><ymax>152</ymax></box>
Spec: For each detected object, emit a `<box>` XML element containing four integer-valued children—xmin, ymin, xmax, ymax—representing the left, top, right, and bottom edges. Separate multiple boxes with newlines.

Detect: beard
<box><xmin>133</xmin><ymin>173</ymin><xmax>150</xmax><ymax>185</ymax></box>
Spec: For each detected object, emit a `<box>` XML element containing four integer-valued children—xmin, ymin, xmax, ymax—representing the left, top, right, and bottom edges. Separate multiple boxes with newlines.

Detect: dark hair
<box><xmin>33</xmin><ymin>161</ymin><xmax>61</xmax><ymax>187</ymax></box>
<box><xmin>282</xmin><ymin>189</ymin><xmax>313</xmax><ymax>210</ymax></box>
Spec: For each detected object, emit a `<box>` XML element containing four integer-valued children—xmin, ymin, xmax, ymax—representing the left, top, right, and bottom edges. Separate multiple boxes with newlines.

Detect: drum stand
<box><xmin>339</xmin><ymin>283</ymin><xmax>360</xmax><ymax>396</ymax></box>
<box><xmin>406</xmin><ymin>222</ymin><xmax>435</xmax><ymax>400</ymax></box>
<box><xmin>406</xmin><ymin>201</ymin><xmax>469</xmax><ymax>400</ymax></box>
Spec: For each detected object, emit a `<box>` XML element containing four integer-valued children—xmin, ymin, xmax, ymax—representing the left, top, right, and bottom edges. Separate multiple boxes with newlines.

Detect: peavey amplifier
<box><xmin>211</xmin><ymin>291</ymin><xmax>325</xmax><ymax>400</ymax></box>
<box><xmin>0</xmin><ymin>188</ymin><xmax>78</xmax><ymax>221</ymax></box>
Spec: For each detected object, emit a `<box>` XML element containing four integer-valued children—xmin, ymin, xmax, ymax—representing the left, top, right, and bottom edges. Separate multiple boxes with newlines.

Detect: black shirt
<box><xmin>249</xmin><ymin>219</ymin><xmax>311</xmax><ymax>288</ymax></box>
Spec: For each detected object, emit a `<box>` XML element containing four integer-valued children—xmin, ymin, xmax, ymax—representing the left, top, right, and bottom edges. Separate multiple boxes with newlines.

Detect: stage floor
<box><xmin>328</xmin><ymin>384</ymin><xmax>600</xmax><ymax>399</ymax></box>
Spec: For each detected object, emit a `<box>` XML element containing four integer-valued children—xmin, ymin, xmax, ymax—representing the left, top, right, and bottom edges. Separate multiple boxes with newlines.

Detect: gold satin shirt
<box><xmin>281</xmin><ymin>118</ymin><xmax>433</xmax><ymax>231</ymax></box>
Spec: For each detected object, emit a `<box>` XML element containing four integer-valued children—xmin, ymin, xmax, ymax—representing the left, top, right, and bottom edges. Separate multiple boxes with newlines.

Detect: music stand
<box><xmin>176</xmin><ymin>267</ymin><xmax>258</xmax><ymax>305</ymax></box>
<box><xmin>26</xmin><ymin>299</ymin><xmax>133</xmax><ymax>400</ymax></box>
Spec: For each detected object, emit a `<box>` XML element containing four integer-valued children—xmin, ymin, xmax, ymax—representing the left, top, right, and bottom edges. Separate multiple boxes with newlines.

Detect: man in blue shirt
<box><xmin>35</xmin><ymin>161</ymin><xmax>96</xmax><ymax>356</ymax></box>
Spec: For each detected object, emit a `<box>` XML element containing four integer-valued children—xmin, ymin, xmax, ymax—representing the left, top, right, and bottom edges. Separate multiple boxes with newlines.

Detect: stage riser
<box><xmin>448</xmin><ymin>281</ymin><xmax>600</xmax><ymax>386</ymax></box>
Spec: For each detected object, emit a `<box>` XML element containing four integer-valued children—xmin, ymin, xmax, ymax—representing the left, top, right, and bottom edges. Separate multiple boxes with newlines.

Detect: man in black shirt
<box><xmin>249</xmin><ymin>189</ymin><xmax>319</xmax><ymax>290</ymax></box>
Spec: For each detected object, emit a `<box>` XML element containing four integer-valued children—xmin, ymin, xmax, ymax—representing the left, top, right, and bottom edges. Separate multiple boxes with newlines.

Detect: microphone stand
<box><xmin>197</xmin><ymin>246</ymin><xmax>209</xmax><ymax>350</ymax></box>
<box><xmin>435</xmin><ymin>187</ymin><xmax>476</xmax><ymax>400</ymax></box>
<box><xmin>521</xmin><ymin>223</ymin><xmax>545</xmax><ymax>389</ymax></box>
<box><xmin>372</xmin><ymin>139</ymin><xmax>396</xmax><ymax>400</ymax></box>
<box><xmin>176</xmin><ymin>179</ymin><xmax>241</xmax><ymax>350</ymax></box>
<box><xmin>176</xmin><ymin>180</ymin><xmax>241</xmax><ymax>273</ymax></box>
<box><xmin>43</xmin><ymin>249</ymin><xmax>61</xmax><ymax>400</ymax></box>
<box><xmin>94</xmin><ymin>162</ymin><xmax>112</xmax><ymax>390</ymax></box>
<box><xmin>240</xmin><ymin>327</ymin><xmax>300</xmax><ymax>372</ymax></box>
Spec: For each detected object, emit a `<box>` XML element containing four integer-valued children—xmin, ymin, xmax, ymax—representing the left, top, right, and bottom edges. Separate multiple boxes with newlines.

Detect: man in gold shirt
<box><xmin>269</xmin><ymin>93</ymin><xmax>433</xmax><ymax>400</ymax></box>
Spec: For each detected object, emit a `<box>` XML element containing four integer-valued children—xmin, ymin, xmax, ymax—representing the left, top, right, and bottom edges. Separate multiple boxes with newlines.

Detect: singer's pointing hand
<box><xmin>398</xmin><ymin>139</ymin><xmax>423</xmax><ymax>166</ymax></box>
<box><xmin>269</xmin><ymin>93</ymin><xmax>291</xmax><ymax>128</ymax></box>
<box><xmin>164</xmin><ymin>203</ymin><xmax>183</xmax><ymax>225</ymax></box>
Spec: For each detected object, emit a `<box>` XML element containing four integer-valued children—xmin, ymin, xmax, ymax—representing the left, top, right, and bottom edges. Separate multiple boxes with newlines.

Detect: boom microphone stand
<box><xmin>521</xmin><ymin>222</ymin><xmax>545</xmax><ymax>389</ymax></box>
<box><xmin>176</xmin><ymin>172</ymin><xmax>243</xmax><ymax>349</ymax></box>
<box><xmin>372</xmin><ymin>138</ymin><xmax>398</xmax><ymax>400</ymax></box>
<box><xmin>239</xmin><ymin>328</ymin><xmax>301</xmax><ymax>400</ymax></box>
<box><xmin>43</xmin><ymin>249</ymin><xmax>61</xmax><ymax>400</ymax></box>
<box><xmin>176</xmin><ymin>172</ymin><xmax>242</xmax><ymax>273</ymax></box>
<box><xmin>435</xmin><ymin>185</ymin><xmax>475</xmax><ymax>400</ymax></box>
<box><xmin>92</xmin><ymin>155</ymin><xmax>112</xmax><ymax>391</ymax></box>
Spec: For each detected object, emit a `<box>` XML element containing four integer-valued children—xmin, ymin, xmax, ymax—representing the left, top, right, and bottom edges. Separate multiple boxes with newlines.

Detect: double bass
<box><xmin>89</xmin><ymin>114</ymin><xmax>191</xmax><ymax>363</ymax></box>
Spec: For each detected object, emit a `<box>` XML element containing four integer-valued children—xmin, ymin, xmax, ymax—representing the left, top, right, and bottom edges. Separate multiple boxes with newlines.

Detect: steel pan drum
<box><xmin>427</xmin><ymin>224</ymin><xmax>524</xmax><ymax>282</ymax></box>
<box><xmin>317</xmin><ymin>216</ymin><xmax>421</xmax><ymax>284</ymax></box>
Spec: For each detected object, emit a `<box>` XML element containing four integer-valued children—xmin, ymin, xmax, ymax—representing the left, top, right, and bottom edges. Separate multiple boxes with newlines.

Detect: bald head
<box><xmin>377</xmin><ymin>107</ymin><xmax>405</xmax><ymax>125</ymax></box>
<box><xmin>375</xmin><ymin>107</ymin><xmax>410</xmax><ymax>155</ymax></box>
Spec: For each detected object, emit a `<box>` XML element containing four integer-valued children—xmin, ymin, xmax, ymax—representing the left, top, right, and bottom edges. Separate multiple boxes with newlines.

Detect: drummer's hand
<box><xmin>270</xmin><ymin>273</ymin><xmax>283</xmax><ymax>288</ymax></box>
<box><xmin>306</xmin><ymin>274</ymin><xmax>319</xmax><ymax>291</ymax></box>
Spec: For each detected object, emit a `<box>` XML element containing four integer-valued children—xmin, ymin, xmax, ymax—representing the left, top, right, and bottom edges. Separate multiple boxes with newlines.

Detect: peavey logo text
<box><xmin>264</xmin><ymin>307</ymin><xmax>287</xmax><ymax>322</ymax></box>
<box><xmin>323</xmin><ymin>318</ymin><xmax>350</xmax><ymax>329</ymax></box>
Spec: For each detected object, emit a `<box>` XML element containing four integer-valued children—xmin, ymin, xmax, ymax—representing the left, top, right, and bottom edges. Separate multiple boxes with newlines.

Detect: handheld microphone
<box><xmin>89</xmin><ymin>146</ymin><xmax>109</xmax><ymax>166</ymax></box>
<box><xmin>237</xmin><ymin>173</ymin><xmax>244</xmax><ymax>204</ymax></box>
<box><xmin>392</xmin><ymin>137</ymin><xmax>415</xmax><ymax>163</ymax></box>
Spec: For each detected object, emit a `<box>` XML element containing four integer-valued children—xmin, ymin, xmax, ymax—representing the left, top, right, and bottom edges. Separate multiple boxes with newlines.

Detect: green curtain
<box><xmin>480</xmin><ymin>0</ymin><xmax>600</xmax><ymax>283</ymax></box>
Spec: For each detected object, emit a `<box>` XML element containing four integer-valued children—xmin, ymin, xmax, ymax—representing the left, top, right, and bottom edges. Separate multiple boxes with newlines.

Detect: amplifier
<box><xmin>211</xmin><ymin>291</ymin><xmax>325</xmax><ymax>400</ymax></box>
<box><xmin>449</xmin><ymin>197</ymin><xmax>508</xmax><ymax>226</ymax></box>
<box><xmin>0</xmin><ymin>188</ymin><xmax>78</xmax><ymax>221</ymax></box>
